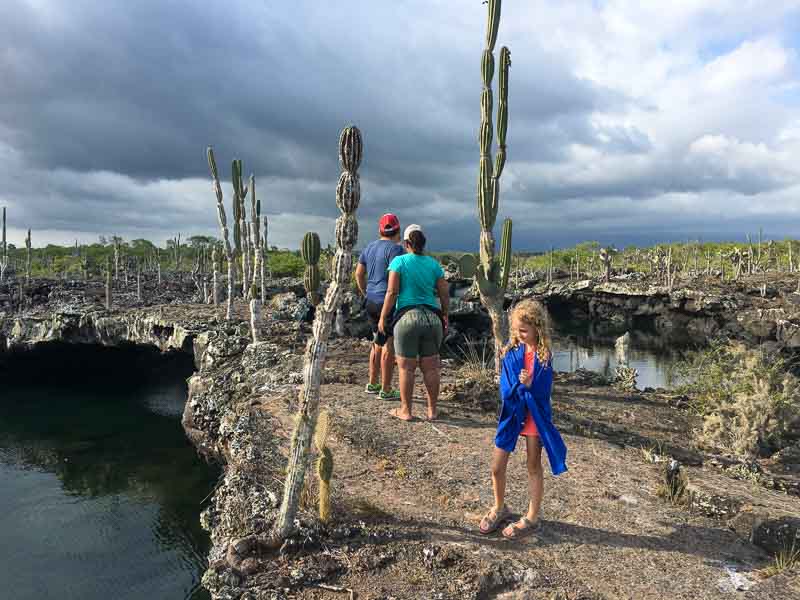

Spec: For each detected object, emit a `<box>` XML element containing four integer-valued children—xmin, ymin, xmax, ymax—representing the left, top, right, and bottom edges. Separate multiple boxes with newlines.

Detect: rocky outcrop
<box><xmin>515</xmin><ymin>276</ymin><xmax>800</xmax><ymax>348</ymax></box>
<box><xmin>0</xmin><ymin>309</ymin><xmax>205</xmax><ymax>356</ymax></box>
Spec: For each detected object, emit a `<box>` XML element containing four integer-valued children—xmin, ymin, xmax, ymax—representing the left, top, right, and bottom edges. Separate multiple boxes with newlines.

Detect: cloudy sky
<box><xmin>2</xmin><ymin>0</ymin><xmax>800</xmax><ymax>251</ymax></box>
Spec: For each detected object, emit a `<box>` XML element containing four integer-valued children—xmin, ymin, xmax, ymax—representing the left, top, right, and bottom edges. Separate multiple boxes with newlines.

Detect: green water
<box><xmin>0</xmin><ymin>346</ymin><xmax>219</xmax><ymax>600</ymax></box>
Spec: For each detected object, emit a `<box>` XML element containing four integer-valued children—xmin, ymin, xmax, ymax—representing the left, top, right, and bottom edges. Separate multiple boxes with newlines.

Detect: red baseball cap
<box><xmin>379</xmin><ymin>213</ymin><xmax>400</xmax><ymax>235</ymax></box>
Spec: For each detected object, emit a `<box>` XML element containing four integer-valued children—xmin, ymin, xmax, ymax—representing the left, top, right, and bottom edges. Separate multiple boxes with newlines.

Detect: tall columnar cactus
<box><xmin>0</xmin><ymin>207</ymin><xmax>7</xmax><ymax>282</ymax></box>
<box><xmin>105</xmin><ymin>256</ymin><xmax>112</xmax><ymax>310</ymax></box>
<box><xmin>250</xmin><ymin>191</ymin><xmax>262</xmax><ymax>298</ymax></box>
<box><xmin>231</xmin><ymin>158</ymin><xmax>248</xmax><ymax>290</ymax></box>
<box><xmin>302</xmin><ymin>231</ymin><xmax>322</xmax><ymax>306</ymax></box>
<box><xmin>231</xmin><ymin>160</ymin><xmax>251</xmax><ymax>297</ymax></box>
<box><xmin>136</xmin><ymin>260</ymin><xmax>142</xmax><ymax>302</ymax></box>
<box><xmin>599</xmin><ymin>247</ymin><xmax>612</xmax><ymax>283</ymax></box>
<box><xmin>275</xmin><ymin>125</ymin><xmax>362</xmax><ymax>540</ymax></box>
<box><xmin>173</xmin><ymin>233</ymin><xmax>181</xmax><ymax>271</ymax></box>
<box><xmin>475</xmin><ymin>0</ymin><xmax>513</xmax><ymax>373</ymax></box>
<box><xmin>260</xmin><ymin>215</ymin><xmax>268</xmax><ymax>304</ymax></box>
<box><xmin>211</xmin><ymin>245</ymin><xmax>220</xmax><ymax>306</ymax></box>
<box><xmin>25</xmin><ymin>229</ymin><xmax>31</xmax><ymax>283</ymax></box>
<box><xmin>207</xmin><ymin>147</ymin><xmax>236</xmax><ymax>320</ymax></box>
<box><xmin>249</xmin><ymin>286</ymin><xmax>261</xmax><ymax>344</ymax></box>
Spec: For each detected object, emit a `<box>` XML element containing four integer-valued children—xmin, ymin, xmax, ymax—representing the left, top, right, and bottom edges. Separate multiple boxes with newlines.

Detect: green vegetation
<box><xmin>760</xmin><ymin>539</ymin><xmax>799</xmax><ymax>579</ymax></box>
<box><xmin>673</xmin><ymin>340</ymin><xmax>800</xmax><ymax>458</ymax></box>
<box><xmin>7</xmin><ymin>235</ymin><xmax>799</xmax><ymax>283</ymax></box>
<box><xmin>0</xmin><ymin>236</ymin><xmax>308</xmax><ymax>280</ymax></box>
<box><xmin>520</xmin><ymin>238</ymin><xmax>798</xmax><ymax>277</ymax></box>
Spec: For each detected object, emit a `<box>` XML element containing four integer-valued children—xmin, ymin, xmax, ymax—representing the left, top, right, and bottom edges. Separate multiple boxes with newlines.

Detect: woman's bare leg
<box><xmin>395</xmin><ymin>356</ymin><xmax>416</xmax><ymax>419</ymax></box>
<box><xmin>419</xmin><ymin>354</ymin><xmax>440</xmax><ymax>419</ymax></box>
<box><xmin>491</xmin><ymin>447</ymin><xmax>511</xmax><ymax>512</ymax></box>
<box><xmin>525</xmin><ymin>435</ymin><xmax>544</xmax><ymax>521</ymax></box>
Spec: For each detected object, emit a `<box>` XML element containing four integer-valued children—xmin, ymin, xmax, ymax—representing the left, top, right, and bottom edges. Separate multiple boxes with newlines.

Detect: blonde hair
<box><xmin>502</xmin><ymin>299</ymin><xmax>552</xmax><ymax>362</ymax></box>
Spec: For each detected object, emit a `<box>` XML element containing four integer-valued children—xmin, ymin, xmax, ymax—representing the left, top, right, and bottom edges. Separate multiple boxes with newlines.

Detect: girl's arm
<box><xmin>378</xmin><ymin>271</ymin><xmax>400</xmax><ymax>334</ymax></box>
<box><xmin>499</xmin><ymin>353</ymin><xmax>521</xmax><ymax>405</ymax></box>
<box><xmin>533</xmin><ymin>359</ymin><xmax>554</xmax><ymax>420</ymax></box>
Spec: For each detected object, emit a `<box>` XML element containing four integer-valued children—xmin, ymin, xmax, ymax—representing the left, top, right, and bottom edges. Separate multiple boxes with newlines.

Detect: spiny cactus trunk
<box><xmin>25</xmin><ymin>229</ymin><xmax>31</xmax><ymax>284</ymax></box>
<box><xmin>485</xmin><ymin>295</ymin><xmax>508</xmax><ymax>373</ymax></box>
<box><xmin>207</xmin><ymin>148</ymin><xmax>236</xmax><ymax>320</ymax></box>
<box><xmin>242</xmin><ymin>217</ymin><xmax>251</xmax><ymax>299</ymax></box>
<box><xmin>0</xmin><ymin>207</ymin><xmax>7</xmax><ymax>283</ymax></box>
<box><xmin>212</xmin><ymin>246</ymin><xmax>220</xmax><ymax>306</ymax></box>
<box><xmin>260</xmin><ymin>216</ymin><xmax>268</xmax><ymax>303</ymax></box>
<box><xmin>105</xmin><ymin>258</ymin><xmax>112</xmax><ymax>310</ymax></box>
<box><xmin>275</xmin><ymin>125</ymin><xmax>362</xmax><ymax>540</ymax></box>
<box><xmin>137</xmin><ymin>263</ymin><xmax>142</xmax><ymax>301</ymax></box>
<box><xmin>249</xmin><ymin>298</ymin><xmax>261</xmax><ymax>343</ymax></box>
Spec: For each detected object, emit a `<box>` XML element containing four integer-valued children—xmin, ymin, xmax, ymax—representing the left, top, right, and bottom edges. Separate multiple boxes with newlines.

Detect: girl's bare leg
<box><xmin>491</xmin><ymin>447</ymin><xmax>511</xmax><ymax>512</ymax></box>
<box><xmin>419</xmin><ymin>354</ymin><xmax>440</xmax><ymax>419</ymax></box>
<box><xmin>525</xmin><ymin>435</ymin><xmax>544</xmax><ymax>521</ymax></box>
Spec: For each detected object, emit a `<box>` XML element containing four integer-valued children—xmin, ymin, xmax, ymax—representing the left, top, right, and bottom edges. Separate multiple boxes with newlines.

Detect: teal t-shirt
<box><xmin>388</xmin><ymin>253</ymin><xmax>445</xmax><ymax>310</ymax></box>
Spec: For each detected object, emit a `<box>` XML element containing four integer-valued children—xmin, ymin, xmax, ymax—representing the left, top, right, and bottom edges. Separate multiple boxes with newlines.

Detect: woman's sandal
<box><xmin>478</xmin><ymin>506</ymin><xmax>511</xmax><ymax>535</ymax></box>
<box><xmin>501</xmin><ymin>517</ymin><xmax>540</xmax><ymax>539</ymax></box>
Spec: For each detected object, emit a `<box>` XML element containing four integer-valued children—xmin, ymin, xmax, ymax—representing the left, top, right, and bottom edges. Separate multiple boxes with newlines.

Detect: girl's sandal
<box><xmin>501</xmin><ymin>517</ymin><xmax>540</xmax><ymax>539</ymax></box>
<box><xmin>478</xmin><ymin>506</ymin><xmax>510</xmax><ymax>535</ymax></box>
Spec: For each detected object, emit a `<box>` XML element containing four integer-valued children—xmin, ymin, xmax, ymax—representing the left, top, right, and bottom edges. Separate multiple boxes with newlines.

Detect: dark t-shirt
<box><xmin>359</xmin><ymin>239</ymin><xmax>404</xmax><ymax>304</ymax></box>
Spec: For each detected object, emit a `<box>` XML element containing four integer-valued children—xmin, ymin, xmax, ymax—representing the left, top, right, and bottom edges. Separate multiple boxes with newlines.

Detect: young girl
<box><xmin>478</xmin><ymin>299</ymin><xmax>568</xmax><ymax>539</ymax></box>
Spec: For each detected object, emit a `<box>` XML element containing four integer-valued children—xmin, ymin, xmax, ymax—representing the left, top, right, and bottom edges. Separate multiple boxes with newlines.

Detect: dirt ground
<box><xmin>245</xmin><ymin>337</ymin><xmax>800</xmax><ymax>600</ymax></box>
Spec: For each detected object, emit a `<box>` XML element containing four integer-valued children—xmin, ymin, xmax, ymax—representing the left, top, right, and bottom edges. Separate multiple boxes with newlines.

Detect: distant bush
<box><xmin>674</xmin><ymin>341</ymin><xmax>800</xmax><ymax>458</ymax></box>
<box><xmin>268</xmin><ymin>250</ymin><xmax>305</xmax><ymax>278</ymax></box>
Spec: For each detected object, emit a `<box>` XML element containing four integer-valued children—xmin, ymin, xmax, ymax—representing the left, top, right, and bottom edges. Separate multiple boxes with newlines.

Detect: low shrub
<box><xmin>267</xmin><ymin>250</ymin><xmax>305</xmax><ymax>278</ymax></box>
<box><xmin>674</xmin><ymin>340</ymin><xmax>800</xmax><ymax>458</ymax></box>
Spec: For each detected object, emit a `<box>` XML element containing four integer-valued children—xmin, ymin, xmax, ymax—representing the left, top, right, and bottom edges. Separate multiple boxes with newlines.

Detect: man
<box><xmin>356</xmin><ymin>213</ymin><xmax>404</xmax><ymax>399</ymax></box>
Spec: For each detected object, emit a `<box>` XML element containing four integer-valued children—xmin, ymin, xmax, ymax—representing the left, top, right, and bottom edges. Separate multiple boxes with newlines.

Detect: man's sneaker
<box><xmin>378</xmin><ymin>389</ymin><xmax>401</xmax><ymax>400</ymax></box>
<box><xmin>365</xmin><ymin>383</ymin><xmax>381</xmax><ymax>395</ymax></box>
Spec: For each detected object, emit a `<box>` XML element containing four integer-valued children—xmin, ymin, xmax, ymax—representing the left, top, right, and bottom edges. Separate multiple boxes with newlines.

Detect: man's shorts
<box><xmin>365</xmin><ymin>300</ymin><xmax>394</xmax><ymax>347</ymax></box>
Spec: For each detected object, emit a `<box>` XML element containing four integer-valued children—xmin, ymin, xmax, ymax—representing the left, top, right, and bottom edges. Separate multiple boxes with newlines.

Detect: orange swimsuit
<box><xmin>520</xmin><ymin>346</ymin><xmax>539</xmax><ymax>437</ymax></box>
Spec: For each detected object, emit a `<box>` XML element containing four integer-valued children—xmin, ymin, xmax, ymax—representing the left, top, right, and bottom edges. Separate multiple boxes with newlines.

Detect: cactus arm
<box><xmin>498</xmin><ymin>218</ymin><xmax>512</xmax><ymax>290</ymax></box>
<box><xmin>486</xmin><ymin>0</ymin><xmax>502</xmax><ymax>51</ymax></box>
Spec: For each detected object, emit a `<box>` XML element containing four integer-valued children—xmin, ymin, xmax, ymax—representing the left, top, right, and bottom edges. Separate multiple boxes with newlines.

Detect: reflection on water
<box><xmin>551</xmin><ymin>320</ymin><xmax>688</xmax><ymax>389</ymax></box>
<box><xmin>0</xmin><ymin>351</ymin><xmax>218</xmax><ymax>600</ymax></box>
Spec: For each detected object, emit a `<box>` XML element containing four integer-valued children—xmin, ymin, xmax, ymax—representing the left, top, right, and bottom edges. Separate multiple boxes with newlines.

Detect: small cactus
<box><xmin>458</xmin><ymin>254</ymin><xmax>478</xmax><ymax>279</ymax></box>
<box><xmin>314</xmin><ymin>411</ymin><xmax>333</xmax><ymax>523</ymax></box>
<box><xmin>302</xmin><ymin>232</ymin><xmax>322</xmax><ymax>305</ymax></box>
<box><xmin>302</xmin><ymin>231</ymin><xmax>321</xmax><ymax>265</ymax></box>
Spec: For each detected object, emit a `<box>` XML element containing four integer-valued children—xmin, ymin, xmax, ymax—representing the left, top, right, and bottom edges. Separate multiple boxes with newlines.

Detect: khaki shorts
<box><xmin>393</xmin><ymin>307</ymin><xmax>443</xmax><ymax>358</ymax></box>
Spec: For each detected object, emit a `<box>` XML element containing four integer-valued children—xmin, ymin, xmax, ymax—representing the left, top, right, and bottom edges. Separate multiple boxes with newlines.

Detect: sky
<box><xmin>2</xmin><ymin>0</ymin><xmax>800</xmax><ymax>252</ymax></box>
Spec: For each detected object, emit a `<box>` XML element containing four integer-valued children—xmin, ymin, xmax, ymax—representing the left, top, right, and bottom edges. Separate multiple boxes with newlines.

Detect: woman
<box><xmin>378</xmin><ymin>224</ymin><xmax>449</xmax><ymax>421</ymax></box>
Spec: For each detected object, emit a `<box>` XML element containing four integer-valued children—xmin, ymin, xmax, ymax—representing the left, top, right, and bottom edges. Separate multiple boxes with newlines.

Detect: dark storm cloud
<box><xmin>1</xmin><ymin>1</ymin><xmax>798</xmax><ymax>249</ymax></box>
<box><xmin>1</xmin><ymin>1</ymin><xmax>618</xmax><ymax>182</ymax></box>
